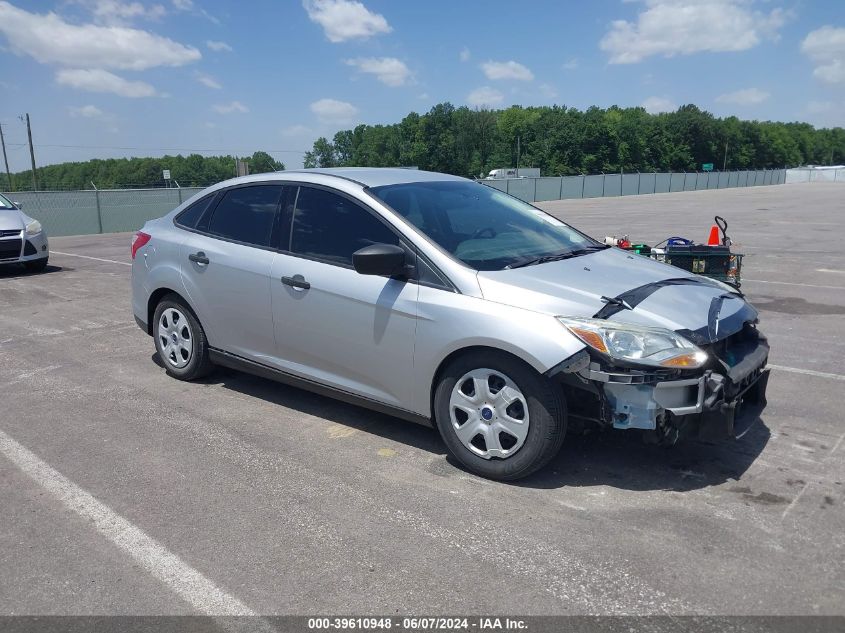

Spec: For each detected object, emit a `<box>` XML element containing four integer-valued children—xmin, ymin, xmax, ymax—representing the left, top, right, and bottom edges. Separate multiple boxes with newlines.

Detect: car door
<box><xmin>268</xmin><ymin>185</ymin><xmax>419</xmax><ymax>409</ymax></box>
<box><xmin>180</xmin><ymin>183</ymin><xmax>286</xmax><ymax>363</ymax></box>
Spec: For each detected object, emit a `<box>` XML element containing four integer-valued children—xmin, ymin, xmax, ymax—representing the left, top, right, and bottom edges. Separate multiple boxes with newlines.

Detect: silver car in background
<box><xmin>131</xmin><ymin>168</ymin><xmax>769</xmax><ymax>480</ymax></box>
<box><xmin>0</xmin><ymin>193</ymin><xmax>49</xmax><ymax>272</ymax></box>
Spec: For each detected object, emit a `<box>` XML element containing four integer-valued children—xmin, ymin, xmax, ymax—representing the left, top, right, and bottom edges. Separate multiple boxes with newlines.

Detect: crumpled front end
<box><xmin>551</xmin><ymin>321</ymin><xmax>770</xmax><ymax>443</ymax></box>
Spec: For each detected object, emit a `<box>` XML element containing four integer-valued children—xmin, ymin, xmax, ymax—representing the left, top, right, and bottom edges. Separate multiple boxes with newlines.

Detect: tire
<box><xmin>23</xmin><ymin>257</ymin><xmax>48</xmax><ymax>273</ymax></box>
<box><xmin>434</xmin><ymin>350</ymin><xmax>566</xmax><ymax>481</ymax></box>
<box><xmin>152</xmin><ymin>294</ymin><xmax>214</xmax><ymax>381</ymax></box>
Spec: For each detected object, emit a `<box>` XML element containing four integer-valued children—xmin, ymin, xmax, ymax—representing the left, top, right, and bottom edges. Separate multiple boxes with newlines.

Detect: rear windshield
<box><xmin>370</xmin><ymin>180</ymin><xmax>598</xmax><ymax>271</ymax></box>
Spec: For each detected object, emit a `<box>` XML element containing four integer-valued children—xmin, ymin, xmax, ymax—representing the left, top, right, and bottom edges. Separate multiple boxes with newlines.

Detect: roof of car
<box><xmin>280</xmin><ymin>167</ymin><xmax>468</xmax><ymax>188</ymax></box>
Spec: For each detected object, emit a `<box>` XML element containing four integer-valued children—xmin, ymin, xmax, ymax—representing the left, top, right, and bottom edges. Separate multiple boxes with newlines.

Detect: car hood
<box><xmin>0</xmin><ymin>209</ymin><xmax>24</xmax><ymax>231</ymax></box>
<box><xmin>477</xmin><ymin>247</ymin><xmax>757</xmax><ymax>341</ymax></box>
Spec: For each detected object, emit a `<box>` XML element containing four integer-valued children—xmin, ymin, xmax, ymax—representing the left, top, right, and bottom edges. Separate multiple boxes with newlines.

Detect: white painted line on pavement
<box><xmin>816</xmin><ymin>268</ymin><xmax>845</xmax><ymax>274</ymax></box>
<box><xmin>742</xmin><ymin>278</ymin><xmax>844</xmax><ymax>290</ymax></box>
<box><xmin>50</xmin><ymin>250</ymin><xmax>131</xmax><ymax>266</ymax></box>
<box><xmin>0</xmin><ymin>428</ymin><xmax>256</xmax><ymax>616</ymax></box>
<box><xmin>781</xmin><ymin>481</ymin><xmax>810</xmax><ymax>521</ymax></box>
<box><xmin>768</xmin><ymin>364</ymin><xmax>845</xmax><ymax>382</ymax></box>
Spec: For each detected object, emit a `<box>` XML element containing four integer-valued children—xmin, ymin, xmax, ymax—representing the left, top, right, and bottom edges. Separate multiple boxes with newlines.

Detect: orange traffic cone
<box><xmin>707</xmin><ymin>224</ymin><xmax>720</xmax><ymax>246</ymax></box>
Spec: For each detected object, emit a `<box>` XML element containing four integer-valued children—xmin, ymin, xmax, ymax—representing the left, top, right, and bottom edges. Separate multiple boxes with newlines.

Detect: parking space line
<box><xmin>768</xmin><ymin>364</ymin><xmax>845</xmax><ymax>381</ymax></box>
<box><xmin>0</xmin><ymin>428</ymin><xmax>256</xmax><ymax>616</ymax></box>
<box><xmin>742</xmin><ymin>278</ymin><xmax>844</xmax><ymax>290</ymax></box>
<box><xmin>50</xmin><ymin>250</ymin><xmax>131</xmax><ymax>266</ymax></box>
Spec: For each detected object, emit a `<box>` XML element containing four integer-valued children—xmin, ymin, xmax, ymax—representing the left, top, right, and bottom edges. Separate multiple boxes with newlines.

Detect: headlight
<box><xmin>557</xmin><ymin>317</ymin><xmax>708</xmax><ymax>368</ymax></box>
<box><xmin>25</xmin><ymin>219</ymin><xmax>42</xmax><ymax>236</ymax></box>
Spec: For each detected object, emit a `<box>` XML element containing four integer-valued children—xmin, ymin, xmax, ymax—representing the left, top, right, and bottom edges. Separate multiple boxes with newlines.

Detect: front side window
<box><xmin>206</xmin><ymin>185</ymin><xmax>282</xmax><ymax>247</ymax></box>
<box><xmin>0</xmin><ymin>194</ymin><xmax>16</xmax><ymax>210</ymax></box>
<box><xmin>371</xmin><ymin>181</ymin><xmax>599</xmax><ymax>271</ymax></box>
<box><xmin>290</xmin><ymin>187</ymin><xmax>400</xmax><ymax>267</ymax></box>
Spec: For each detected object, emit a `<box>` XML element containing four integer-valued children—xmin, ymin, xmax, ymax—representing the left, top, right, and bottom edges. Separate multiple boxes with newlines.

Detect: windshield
<box><xmin>0</xmin><ymin>194</ymin><xmax>15</xmax><ymax>210</ymax></box>
<box><xmin>370</xmin><ymin>180</ymin><xmax>600</xmax><ymax>271</ymax></box>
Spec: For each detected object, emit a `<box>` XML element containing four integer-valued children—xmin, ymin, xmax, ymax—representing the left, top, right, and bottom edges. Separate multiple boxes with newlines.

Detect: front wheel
<box><xmin>153</xmin><ymin>294</ymin><xmax>214</xmax><ymax>381</ymax></box>
<box><xmin>434</xmin><ymin>351</ymin><xmax>566</xmax><ymax>481</ymax></box>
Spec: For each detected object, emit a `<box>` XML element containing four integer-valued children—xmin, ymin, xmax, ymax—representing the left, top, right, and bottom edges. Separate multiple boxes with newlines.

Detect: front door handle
<box><xmin>282</xmin><ymin>275</ymin><xmax>310</xmax><ymax>290</ymax></box>
<box><xmin>188</xmin><ymin>251</ymin><xmax>209</xmax><ymax>265</ymax></box>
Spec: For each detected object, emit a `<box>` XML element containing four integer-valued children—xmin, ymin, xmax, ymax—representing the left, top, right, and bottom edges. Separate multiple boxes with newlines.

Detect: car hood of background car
<box><xmin>476</xmin><ymin>247</ymin><xmax>757</xmax><ymax>338</ymax></box>
<box><xmin>0</xmin><ymin>209</ymin><xmax>24</xmax><ymax>231</ymax></box>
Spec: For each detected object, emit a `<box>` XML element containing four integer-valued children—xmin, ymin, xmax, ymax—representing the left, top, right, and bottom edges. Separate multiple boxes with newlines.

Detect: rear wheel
<box><xmin>434</xmin><ymin>351</ymin><xmax>566</xmax><ymax>481</ymax></box>
<box><xmin>153</xmin><ymin>294</ymin><xmax>213</xmax><ymax>381</ymax></box>
<box><xmin>23</xmin><ymin>257</ymin><xmax>48</xmax><ymax>273</ymax></box>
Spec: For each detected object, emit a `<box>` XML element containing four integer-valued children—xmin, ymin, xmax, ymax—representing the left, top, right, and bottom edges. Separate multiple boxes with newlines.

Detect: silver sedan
<box><xmin>0</xmin><ymin>193</ymin><xmax>49</xmax><ymax>272</ymax></box>
<box><xmin>131</xmin><ymin>168</ymin><xmax>769</xmax><ymax>480</ymax></box>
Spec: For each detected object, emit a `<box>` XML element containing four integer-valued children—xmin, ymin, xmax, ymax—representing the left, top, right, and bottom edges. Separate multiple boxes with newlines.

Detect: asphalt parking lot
<box><xmin>0</xmin><ymin>182</ymin><xmax>843</xmax><ymax>616</ymax></box>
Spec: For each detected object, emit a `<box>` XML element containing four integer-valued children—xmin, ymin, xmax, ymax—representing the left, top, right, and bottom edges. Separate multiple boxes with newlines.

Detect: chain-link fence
<box><xmin>481</xmin><ymin>169</ymin><xmax>787</xmax><ymax>203</ymax></box>
<box><xmin>4</xmin><ymin>169</ymin><xmax>790</xmax><ymax>237</ymax></box>
<box><xmin>785</xmin><ymin>168</ymin><xmax>845</xmax><ymax>183</ymax></box>
<box><xmin>2</xmin><ymin>187</ymin><xmax>204</xmax><ymax>237</ymax></box>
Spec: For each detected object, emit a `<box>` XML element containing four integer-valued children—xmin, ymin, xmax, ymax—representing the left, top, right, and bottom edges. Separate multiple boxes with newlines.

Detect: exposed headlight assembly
<box><xmin>25</xmin><ymin>219</ymin><xmax>42</xmax><ymax>236</ymax></box>
<box><xmin>557</xmin><ymin>317</ymin><xmax>708</xmax><ymax>368</ymax></box>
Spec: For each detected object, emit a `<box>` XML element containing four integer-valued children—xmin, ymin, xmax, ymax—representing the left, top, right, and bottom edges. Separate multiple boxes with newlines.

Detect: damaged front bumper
<box><xmin>553</xmin><ymin>329</ymin><xmax>770</xmax><ymax>442</ymax></box>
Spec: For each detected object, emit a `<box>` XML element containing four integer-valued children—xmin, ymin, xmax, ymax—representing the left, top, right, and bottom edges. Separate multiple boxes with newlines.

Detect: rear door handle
<box><xmin>281</xmin><ymin>275</ymin><xmax>310</xmax><ymax>290</ymax></box>
<box><xmin>188</xmin><ymin>251</ymin><xmax>209</xmax><ymax>265</ymax></box>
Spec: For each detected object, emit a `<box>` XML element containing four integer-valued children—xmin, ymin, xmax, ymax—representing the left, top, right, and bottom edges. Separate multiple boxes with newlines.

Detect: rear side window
<box><xmin>206</xmin><ymin>185</ymin><xmax>283</xmax><ymax>247</ymax></box>
<box><xmin>290</xmin><ymin>187</ymin><xmax>400</xmax><ymax>266</ymax></box>
<box><xmin>175</xmin><ymin>194</ymin><xmax>215</xmax><ymax>229</ymax></box>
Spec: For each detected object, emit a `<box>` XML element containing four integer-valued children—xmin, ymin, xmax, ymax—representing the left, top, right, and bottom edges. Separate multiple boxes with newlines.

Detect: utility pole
<box><xmin>516</xmin><ymin>136</ymin><xmax>520</xmax><ymax>178</ymax></box>
<box><xmin>0</xmin><ymin>124</ymin><xmax>12</xmax><ymax>191</ymax></box>
<box><xmin>22</xmin><ymin>113</ymin><xmax>37</xmax><ymax>191</ymax></box>
<box><xmin>723</xmin><ymin>141</ymin><xmax>729</xmax><ymax>171</ymax></box>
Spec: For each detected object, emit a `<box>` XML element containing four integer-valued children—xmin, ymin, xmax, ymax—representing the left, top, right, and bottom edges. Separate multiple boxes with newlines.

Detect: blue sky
<box><xmin>0</xmin><ymin>0</ymin><xmax>843</xmax><ymax>171</ymax></box>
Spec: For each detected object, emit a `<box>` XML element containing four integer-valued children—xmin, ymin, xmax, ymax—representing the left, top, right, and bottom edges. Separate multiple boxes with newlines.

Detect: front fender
<box><xmin>410</xmin><ymin>285</ymin><xmax>586</xmax><ymax>416</ymax></box>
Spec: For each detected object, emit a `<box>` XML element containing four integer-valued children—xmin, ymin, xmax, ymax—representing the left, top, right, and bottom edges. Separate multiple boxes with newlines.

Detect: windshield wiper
<box><xmin>505</xmin><ymin>244</ymin><xmax>608</xmax><ymax>269</ymax></box>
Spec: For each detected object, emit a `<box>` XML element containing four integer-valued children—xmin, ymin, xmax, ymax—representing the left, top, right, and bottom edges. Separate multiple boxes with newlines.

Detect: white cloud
<box><xmin>481</xmin><ymin>60</ymin><xmax>534</xmax><ymax>81</ymax></box>
<box><xmin>467</xmin><ymin>86</ymin><xmax>504</xmax><ymax>108</ymax></box>
<box><xmin>85</xmin><ymin>0</ymin><xmax>167</xmax><ymax>24</ymax></box>
<box><xmin>459</xmin><ymin>47</ymin><xmax>470</xmax><ymax>62</ymax></box>
<box><xmin>642</xmin><ymin>96</ymin><xmax>676</xmax><ymax>113</ymax></box>
<box><xmin>281</xmin><ymin>124</ymin><xmax>313</xmax><ymax>136</ymax></box>
<box><xmin>69</xmin><ymin>104</ymin><xmax>105</xmax><ymax>118</ymax></box>
<box><xmin>345</xmin><ymin>57</ymin><xmax>412</xmax><ymax>86</ymax></box>
<box><xmin>0</xmin><ymin>1</ymin><xmax>200</xmax><ymax>70</ymax></box>
<box><xmin>195</xmin><ymin>73</ymin><xmax>221</xmax><ymax>89</ymax></box>
<box><xmin>801</xmin><ymin>26</ymin><xmax>845</xmax><ymax>84</ymax></box>
<box><xmin>310</xmin><ymin>98</ymin><xmax>359</xmax><ymax>123</ymax></box>
<box><xmin>600</xmin><ymin>0</ymin><xmax>788</xmax><ymax>64</ymax></box>
<box><xmin>172</xmin><ymin>0</ymin><xmax>192</xmax><ymax>9</ymax></box>
<box><xmin>562</xmin><ymin>57</ymin><xmax>578</xmax><ymax>70</ymax></box>
<box><xmin>303</xmin><ymin>0</ymin><xmax>391</xmax><ymax>43</ymax></box>
<box><xmin>56</xmin><ymin>68</ymin><xmax>156</xmax><ymax>97</ymax></box>
<box><xmin>715</xmin><ymin>87</ymin><xmax>770</xmax><ymax>105</ymax></box>
<box><xmin>206</xmin><ymin>39</ymin><xmax>232</xmax><ymax>52</ymax></box>
<box><xmin>213</xmin><ymin>101</ymin><xmax>248</xmax><ymax>114</ymax></box>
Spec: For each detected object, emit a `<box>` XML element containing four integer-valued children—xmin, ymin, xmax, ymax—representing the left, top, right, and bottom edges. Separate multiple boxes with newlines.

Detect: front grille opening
<box><xmin>0</xmin><ymin>239</ymin><xmax>22</xmax><ymax>259</ymax></box>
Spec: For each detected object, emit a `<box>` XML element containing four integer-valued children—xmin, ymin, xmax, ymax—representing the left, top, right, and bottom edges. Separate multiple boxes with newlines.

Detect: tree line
<box><xmin>5</xmin><ymin>103</ymin><xmax>843</xmax><ymax>191</ymax></box>
<box><xmin>5</xmin><ymin>151</ymin><xmax>284</xmax><ymax>192</ymax></box>
<box><xmin>304</xmin><ymin>103</ymin><xmax>844</xmax><ymax>177</ymax></box>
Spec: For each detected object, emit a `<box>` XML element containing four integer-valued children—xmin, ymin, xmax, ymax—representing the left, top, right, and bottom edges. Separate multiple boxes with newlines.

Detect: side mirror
<box><xmin>353</xmin><ymin>243</ymin><xmax>410</xmax><ymax>278</ymax></box>
<box><xmin>13</xmin><ymin>201</ymin><xmax>22</xmax><ymax>209</ymax></box>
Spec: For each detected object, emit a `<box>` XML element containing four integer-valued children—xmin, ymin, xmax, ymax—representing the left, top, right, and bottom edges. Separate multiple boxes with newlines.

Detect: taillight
<box><xmin>131</xmin><ymin>231</ymin><xmax>151</xmax><ymax>260</ymax></box>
